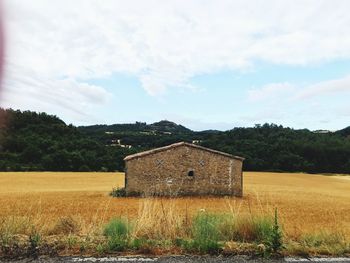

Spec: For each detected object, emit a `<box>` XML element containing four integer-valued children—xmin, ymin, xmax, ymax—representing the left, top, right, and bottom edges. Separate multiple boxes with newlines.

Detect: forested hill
<box><xmin>0</xmin><ymin>108</ymin><xmax>136</xmax><ymax>172</ymax></box>
<box><xmin>1</xmin><ymin>108</ymin><xmax>350</xmax><ymax>173</ymax></box>
<box><xmin>78</xmin><ymin>120</ymin><xmax>192</xmax><ymax>134</ymax></box>
<box><xmin>336</xmin><ymin>126</ymin><xmax>350</xmax><ymax>137</ymax></box>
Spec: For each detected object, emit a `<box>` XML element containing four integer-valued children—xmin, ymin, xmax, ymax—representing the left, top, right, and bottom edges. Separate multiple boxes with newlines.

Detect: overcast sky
<box><xmin>1</xmin><ymin>0</ymin><xmax>350</xmax><ymax>131</ymax></box>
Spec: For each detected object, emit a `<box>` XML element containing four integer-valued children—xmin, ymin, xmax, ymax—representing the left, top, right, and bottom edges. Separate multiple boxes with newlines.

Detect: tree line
<box><xmin>1</xmin><ymin>108</ymin><xmax>350</xmax><ymax>174</ymax></box>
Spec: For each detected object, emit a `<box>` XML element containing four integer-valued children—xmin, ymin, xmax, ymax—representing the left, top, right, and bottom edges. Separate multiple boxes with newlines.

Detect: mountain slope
<box><xmin>0</xmin><ymin>108</ymin><xmax>134</xmax><ymax>171</ymax></box>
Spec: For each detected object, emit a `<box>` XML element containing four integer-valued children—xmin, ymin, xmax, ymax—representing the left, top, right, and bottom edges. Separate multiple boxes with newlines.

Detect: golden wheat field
<box><xmin>0</xmin><ymin>171</ymin><xmax>349</xmax><ymax>240</ymax></box>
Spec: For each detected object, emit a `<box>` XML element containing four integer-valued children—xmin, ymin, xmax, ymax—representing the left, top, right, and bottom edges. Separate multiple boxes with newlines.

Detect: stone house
<box><xmin>123</xmin><ymin>142</ymin><xmax>244</xmax><ymax>197</ymax></box>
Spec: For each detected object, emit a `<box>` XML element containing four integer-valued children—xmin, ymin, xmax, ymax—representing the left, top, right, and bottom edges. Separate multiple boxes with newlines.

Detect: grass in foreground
<box><xmin>0</xmin><ymin>198</ymin><xmax>349</xmax><ymax>258</ymax></box>
<box><xmin>0</xmin><ymin>171</ymin><xmax>349</xmax><ymax>257</ymax></box>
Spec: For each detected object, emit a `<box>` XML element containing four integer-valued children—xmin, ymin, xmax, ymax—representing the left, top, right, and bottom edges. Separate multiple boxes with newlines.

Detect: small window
<box><xmin>188</xmin><ymin>170</ymin><xmax>194</xmax><ymax>177</ymax></box>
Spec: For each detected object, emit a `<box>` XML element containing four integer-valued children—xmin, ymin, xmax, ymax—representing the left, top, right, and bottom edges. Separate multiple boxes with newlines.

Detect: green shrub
<box><xmin>130</xmin><ymin>238</ymin><xmax>147</xmax><ymax>250</ymax></box>
<box><xmin>267</xmin><ymin>208</ymin><xmax>283</xmax><ymax>254</ymax></box>
<box><xmin>110</xmin><ymin>187</ymin><xmax>126</xmax><ymax>197</ymax></box>
<box><xmin>103</xmin><ymin>218</ymin><xmax>130</xmax><ymax>252</ymax></box>
<box><xmin>252</xmin><ymin>216</ymin><xmax>273</xmax><ymax>244</ymax></box>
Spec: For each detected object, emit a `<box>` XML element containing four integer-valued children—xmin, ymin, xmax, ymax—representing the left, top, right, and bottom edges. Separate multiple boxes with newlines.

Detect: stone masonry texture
<box><xmin>124</xmin><ymin>142</ymin><xmax>244</xmax><ymax>197</ymax></box>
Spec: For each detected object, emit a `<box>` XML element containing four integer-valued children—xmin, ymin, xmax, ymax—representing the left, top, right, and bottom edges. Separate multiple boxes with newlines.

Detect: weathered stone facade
<box><xmin>124</xmin><ymin>142</ymin><xmax>244</xmax><ymax>197</ymax></box>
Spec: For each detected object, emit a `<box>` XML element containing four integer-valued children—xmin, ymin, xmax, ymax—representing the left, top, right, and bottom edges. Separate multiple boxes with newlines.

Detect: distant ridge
<box><xmin>79</xmin><ymin>120</ymin><xmax>192</xmax><ymax>134</ymax></box>
<box><xmin>148</xmin><ymin>120</ymin><xmax>192</xmax><ymax>133</ymax></box>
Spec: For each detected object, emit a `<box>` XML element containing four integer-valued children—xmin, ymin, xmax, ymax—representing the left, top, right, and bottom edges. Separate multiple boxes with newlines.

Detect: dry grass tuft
<box><xmin>49</xmin><ymin>216</ymin><xmax>81</xmax><ymax>235</ymax></box>
<box><xmin>133</xmin><ymin>198</ymin><xmax>190</xmax><ymax>240</ymax></box>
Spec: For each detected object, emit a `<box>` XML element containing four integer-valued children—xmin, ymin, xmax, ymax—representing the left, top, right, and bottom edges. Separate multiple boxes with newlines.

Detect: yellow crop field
<box><xmin>0</xmin><ymin>171</ymin><xmax>349</xmax><ymax>241</ymax></box>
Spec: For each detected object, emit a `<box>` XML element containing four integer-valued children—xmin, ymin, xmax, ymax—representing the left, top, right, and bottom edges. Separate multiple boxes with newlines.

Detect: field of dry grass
<box><xmin>0</xmin><ymin>171</ymin><xmax>349</xmax><ymax>241</ymax></box>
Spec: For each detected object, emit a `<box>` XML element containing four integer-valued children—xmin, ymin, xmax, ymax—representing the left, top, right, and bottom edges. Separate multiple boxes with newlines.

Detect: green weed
<box><xmin>103</xmin><ymin>218</ymin><xmax>130</xmax><ymax>252</ymax></box>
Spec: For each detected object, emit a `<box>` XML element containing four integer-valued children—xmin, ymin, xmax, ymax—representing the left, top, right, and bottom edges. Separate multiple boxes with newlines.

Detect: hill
<box><xmin>78</xmin><ymin>120</ymin><xmax>191</xmax><ymax>134</ymax></box>
<box><xmin>1</xmin><ymin>108</ymin><xmax>350</xmax><ymax>173</ymax></box>
<box><xmin>336</xmin><ymin>126</ymin><xmax>350</xmax><ymax>137</ymax></box>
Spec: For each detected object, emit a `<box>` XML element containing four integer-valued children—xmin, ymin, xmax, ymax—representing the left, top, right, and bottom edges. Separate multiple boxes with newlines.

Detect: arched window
<box><xmin>188</xmin><ymin>170</ymin><xmax>194</xmax><ymax>177</ymax></box>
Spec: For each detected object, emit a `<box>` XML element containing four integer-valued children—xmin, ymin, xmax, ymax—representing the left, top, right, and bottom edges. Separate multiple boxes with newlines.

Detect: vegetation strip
<box><xmin>285</xmin><ymin>258</ymin><xmax>350</xmax><ymax>262</ymax></box>
<box><xmin>2</xmin><ymin>108</ymin><xmax>350</xmax><ymax>174</ymax></box>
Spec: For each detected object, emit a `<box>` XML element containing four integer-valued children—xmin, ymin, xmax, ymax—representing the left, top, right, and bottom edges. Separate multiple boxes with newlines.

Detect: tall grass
<box><xmin>226</xmin><ymin>214</ymin><xmax>274</xmax><ymax>243</ymax></box>
<box><xmin>186</xmin><ymin>212</ymin><xmax>224</xmax><ymax>253</ymax></box>
<box><xmin>0</xmin><ymin>197</ymin><xmax>348</xmax><ymax>257</ymax></box>
<box><xmin>130</xmin><ymin>198</ymin><xmax>282</xmax><ymax>254</ymax></box>
<box><xmin>133</xmin><ymin>198</ymin><xmax>189</xmax><ymax>240</ymax></box>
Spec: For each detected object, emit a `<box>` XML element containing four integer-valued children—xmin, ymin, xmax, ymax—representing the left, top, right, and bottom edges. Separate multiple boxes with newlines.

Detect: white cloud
<box><xmin>2</xmin><ymin>0</ymin><xmax>350</xmax><ymax>122</ymax></box>
<box><xmin>244</xmin><ymin>74</ymin><xmax>350</xmax><ymax>128</ymax></box>
<box><xmin>248</xmin><ymin>74</ymin><xmax>350</xmax><ymax>103</ymax></box>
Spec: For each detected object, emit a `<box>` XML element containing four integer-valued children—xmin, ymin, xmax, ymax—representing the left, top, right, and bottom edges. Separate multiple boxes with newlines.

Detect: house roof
<box><xmin>124</xmin><ymin>141</ymin><xmax>245</xmax><ymax>161</ymax></box>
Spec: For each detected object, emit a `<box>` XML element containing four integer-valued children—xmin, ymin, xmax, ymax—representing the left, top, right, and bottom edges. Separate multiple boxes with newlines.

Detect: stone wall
<box><xmin>124</xmin><ymin>144</ymin><xmax>243</xmax><ymax>197</ymax></box>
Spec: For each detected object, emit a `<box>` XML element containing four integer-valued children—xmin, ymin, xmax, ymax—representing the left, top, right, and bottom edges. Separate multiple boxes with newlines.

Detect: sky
<box><xmin>1</xmin><ymin>0</ymin><xmax>350</xmax><ymax>131</ymax></box>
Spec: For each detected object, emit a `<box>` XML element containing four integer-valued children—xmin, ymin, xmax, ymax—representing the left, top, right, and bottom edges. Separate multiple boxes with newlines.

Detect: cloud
<box><xmin>244</xmin><ymin>74</ymin><xmax>350</xmax><ymax>127</ymax></box>
<box><xmin>295</xmin><ymin>75</ymin><xmax>350</xmax><ymax>99</ymax></box>
<box><xmin>2</xmin><ymin>0</ymin><xmax>350</xmax><ymax>123</ymax></box>
<box><xmin>249</xmin><ymin>74</ymin><xmax>350</xmax><ymax>103</ymax></box>
<box><xmin>4</xmin><ymin>1</ymin><xmax>350</xmax><ymax>90</ymax></box>
<box><xmin>1</xmin><ymin>63</ymin><xmax>111</xmax><ymax>123</ymax></box>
